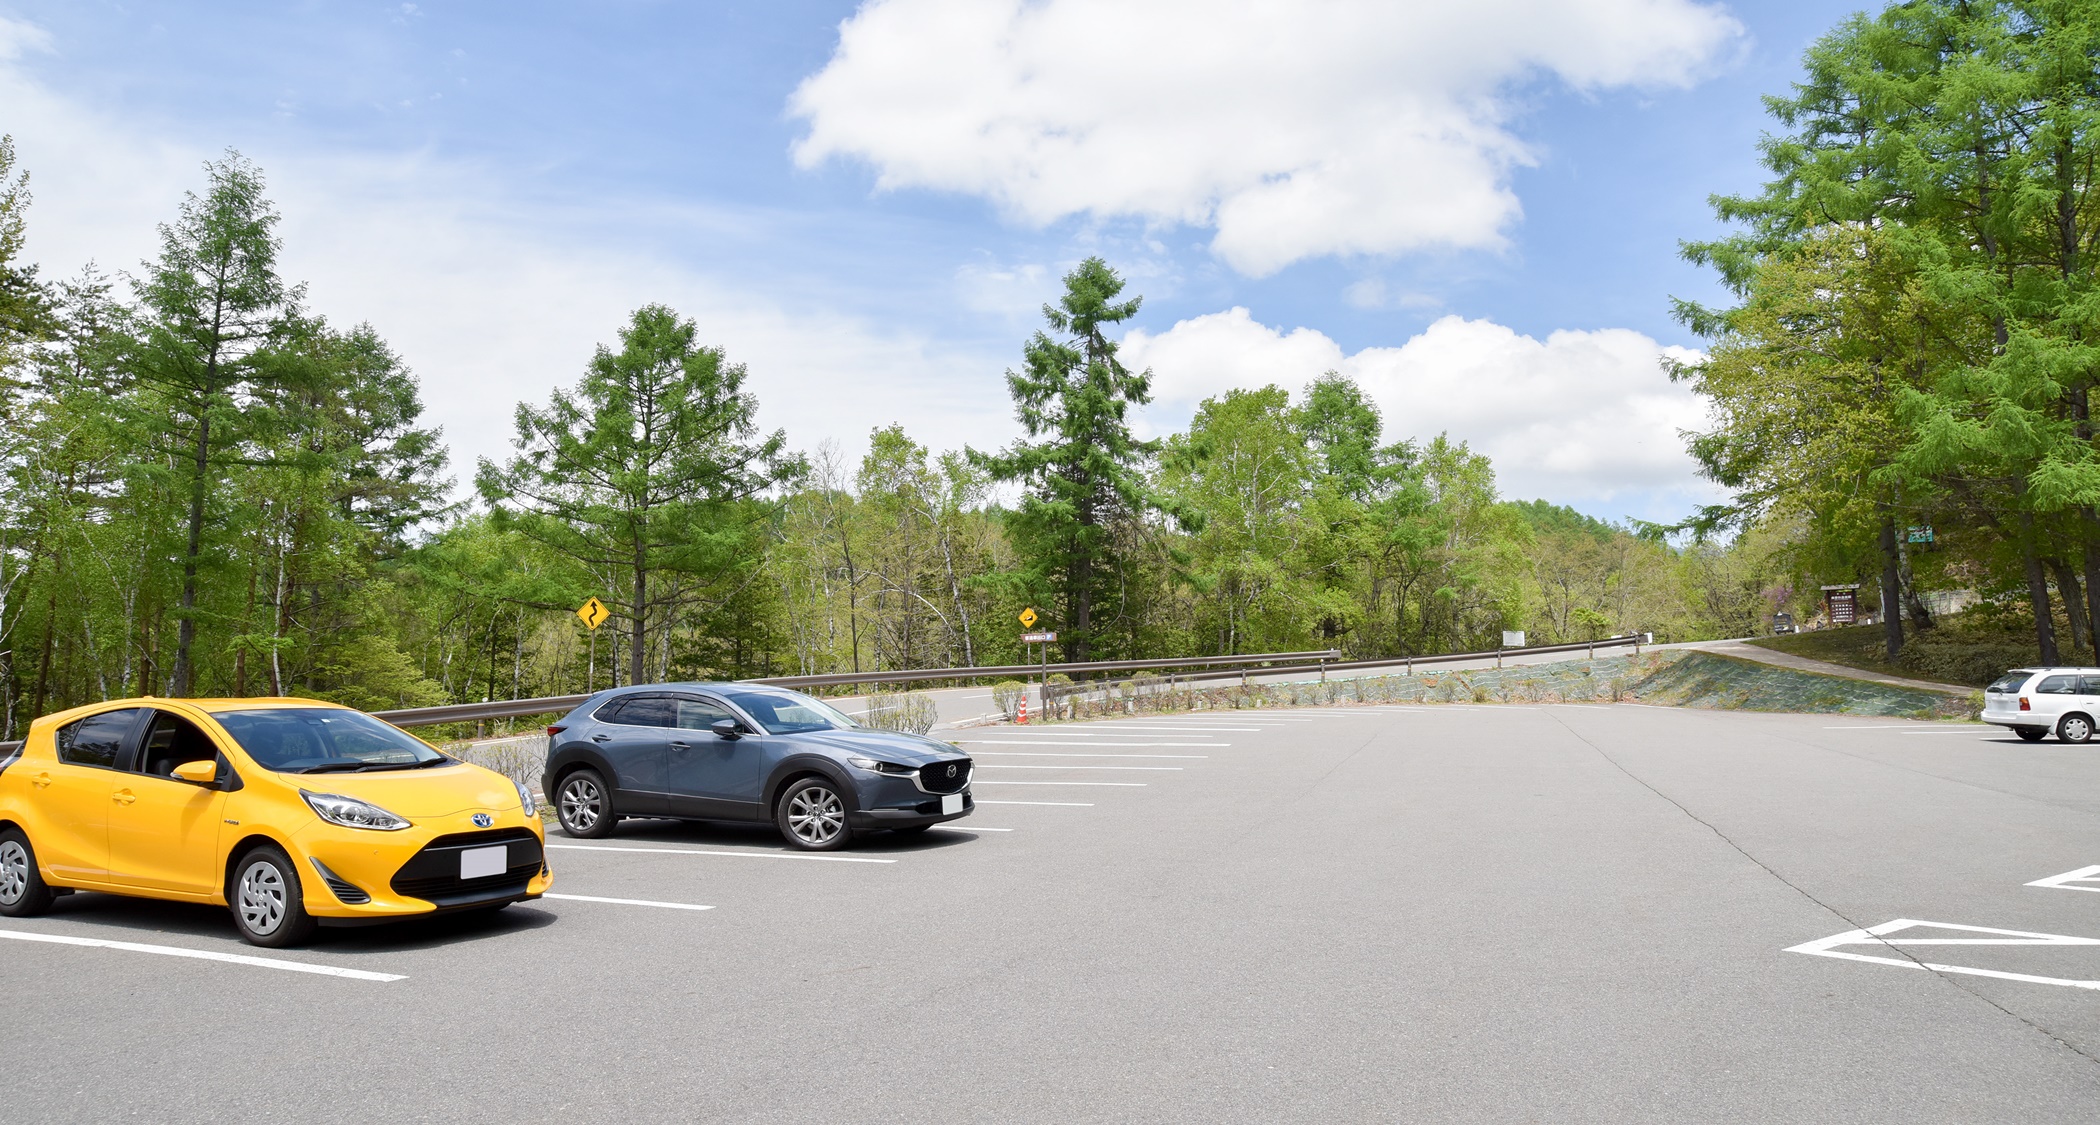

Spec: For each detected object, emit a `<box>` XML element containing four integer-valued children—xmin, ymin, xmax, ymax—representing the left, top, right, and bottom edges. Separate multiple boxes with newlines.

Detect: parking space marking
<box><xmin>942</xmin><ymin>826</ymin><xmax>1014</xmax><ymax>831</ymax></box>
<box><xmin>972</xmin><ymin>752</ymin><xmax>1208</xmax><ymax>759</ymax></box>
<box><xmin>974</xmin><ymin>764</ymin><xmax>1183</xmax><ymax>771</ymax></box>
<box><xmin>546</xmin><ymin>843</ymin><xmax>897</xmax><ymax>864</ymax></box>
<box><xmin>1785</xmin><ymin>919</ymin><xmax>2100</xmax><ymax>990</ymax></box>
<box><xmin>544</xmin><ymin>893</ymin><xmax>716</xmax><ymax>911</ymax></box>
<box><xmin>958</xmin><ymin>740</ymin><xmax>1229</xmax><ymax>748</ymax></box>
<box><xmin>2027</xmin><ymin>866</ymin><xmax>2100</xmax><ymax>893</ymax></box>
<box><xmin>975</xmin><ymin>800</ymin><xmax>1094</xmax><ymax>806</ymax></box>
<box><xmin>973</xmin><ymin>780</ymin><xmax>1147</xmax><ymax>787</ymax></box>
<box><xmin>1823</xmin><ymin>725</ymin><xmax>1983</xmax><ymax>730</ymax></box>
<box><xmin>0</xmin><ymin>927</ymin><xmax>406</xmax><ymax>982</ymax></box>
<box><xmin>1074</xmin><ymin>725</ymin><xmax>1269</xmax><ymax>732</ymax></box>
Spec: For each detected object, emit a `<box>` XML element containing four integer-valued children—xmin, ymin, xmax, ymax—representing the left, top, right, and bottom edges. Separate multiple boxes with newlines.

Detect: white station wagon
<box><xmin>1981</xmin><ymin>668</ymin><xmax>2100</xmax><ymax>742</ymax></box>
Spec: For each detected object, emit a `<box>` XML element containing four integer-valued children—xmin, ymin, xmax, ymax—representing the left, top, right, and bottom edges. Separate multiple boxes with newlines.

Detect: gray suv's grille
<box><xmin>918</xmin><ymin>760</ymin><xmax>971</xmax><ymax>794</ymax></box>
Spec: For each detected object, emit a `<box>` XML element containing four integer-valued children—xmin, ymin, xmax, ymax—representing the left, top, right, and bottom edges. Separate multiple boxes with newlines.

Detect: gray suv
<box><xmin>541</xmin><ymin>683</ymin><xmax>973</xmax><ymax>850</ymax></box>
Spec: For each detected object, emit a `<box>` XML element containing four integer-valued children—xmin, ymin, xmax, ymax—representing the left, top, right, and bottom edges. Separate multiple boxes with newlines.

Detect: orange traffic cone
<box><xmin>1018</xmin><ymin>696</ymin><xmax>1029</xmax><ymax>725</ymax></box>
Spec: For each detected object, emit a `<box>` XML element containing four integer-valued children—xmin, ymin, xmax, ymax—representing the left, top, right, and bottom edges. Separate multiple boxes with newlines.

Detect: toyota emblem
<box><xmin>472</xmin><ymin>812</ymin><xmax>494</xmax><ymax>828</ymax></box>
<box><xmin>945</xmin><ymin>764</ymin><xmax>957</xmax><ymax>778</ymax></box>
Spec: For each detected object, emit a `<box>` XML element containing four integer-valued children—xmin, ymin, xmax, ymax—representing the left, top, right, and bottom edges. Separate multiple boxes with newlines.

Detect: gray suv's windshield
<box><xmin>721</xmin><ymin>689</ymin><xmax>857</xmax><ymax>735</ymax></box>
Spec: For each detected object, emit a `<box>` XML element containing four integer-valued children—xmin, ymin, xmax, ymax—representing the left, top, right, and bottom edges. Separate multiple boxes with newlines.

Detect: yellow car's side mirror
<box><xmin>171</xmin><ymin>760</ymin><xmax>218</xmax><ymax>785</ymax></box>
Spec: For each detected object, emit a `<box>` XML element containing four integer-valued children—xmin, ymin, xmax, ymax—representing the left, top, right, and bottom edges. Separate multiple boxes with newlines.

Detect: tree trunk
<box><xmin>630</xmin><ymin>550</ymin><xmax>648</xmax><ymax>686</ymax></box>
<box><xmin>2021</xmin><ymin>518</ymin><xmax>2061</xmax><ymax>665</ymax></box>
<box><xmin>2049</xmin><ymin>559</ymin><xmax>2091</xmax><ymax>655</ymax></box>
<box><xmin>1893</xmin><ymin>529</ymin><xmax>1933</xmax><ymax>633</ymax></box>
<box><xmin>172</xmin><ymin>412</ymin><xmax>210</xmax><ymax>695</ymax></box>
<box><xmin>2084</xmin><ymin>532</ymin><xmax>2100</xmax><ymax>664</ymax></box>
<box><xmin>1878</xmin><ymin>517</ymin><xmax>1905</xmax><ymax>659</ymax></box>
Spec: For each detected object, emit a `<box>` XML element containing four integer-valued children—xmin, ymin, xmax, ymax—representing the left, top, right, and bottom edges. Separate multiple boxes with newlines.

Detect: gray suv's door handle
<box><xmin>668</xmin><ymin>740</ymin><xmax>690</xmax><ymax>751</ymax></box>
<box><xmin>591</xmin><ymin>733</ymin><xmax>611</xmax><ymax>743</ymax></box>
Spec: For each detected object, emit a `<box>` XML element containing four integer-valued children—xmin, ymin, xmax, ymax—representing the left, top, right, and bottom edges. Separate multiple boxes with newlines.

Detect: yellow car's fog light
<box><xmin>300</xmin><ymin>789</ymin><xmax>412</xmax><ymax>831</ymax></box>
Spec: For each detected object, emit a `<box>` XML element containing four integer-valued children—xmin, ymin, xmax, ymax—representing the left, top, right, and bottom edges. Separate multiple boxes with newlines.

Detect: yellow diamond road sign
<box><xmin>1018</xmin><ymin>607</ymin><xmax>1038</xmax><ymax>628</ymax></box>
<box><xmin>577</xmin><ymin>597</ymin><xmax>610</xmax><ymax>630</ymax></box>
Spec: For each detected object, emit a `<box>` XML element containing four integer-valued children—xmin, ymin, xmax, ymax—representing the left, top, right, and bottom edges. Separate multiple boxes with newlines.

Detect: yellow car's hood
<box><xmin>294</xmin><ymin>762</ymin><xmax>520</xmax><ymax>819</ymax></box>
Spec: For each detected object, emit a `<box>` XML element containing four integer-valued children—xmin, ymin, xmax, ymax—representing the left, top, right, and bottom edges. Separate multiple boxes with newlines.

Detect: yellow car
<box><xmin>0</xmin><ymin>696</ymin><xmax>550</xmax><ymax>947</ymax></box>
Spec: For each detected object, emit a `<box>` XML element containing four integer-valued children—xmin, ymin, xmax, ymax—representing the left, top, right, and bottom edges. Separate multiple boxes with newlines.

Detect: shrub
<box><xmin>991</xmin><ymin>680</ymin><xmax>1029</xmax><ymax>720</ymax></box>
<box><xmin>863</xmin><ymin>691</ymin><xmax>939</xmax><ymax>735</ymax></box>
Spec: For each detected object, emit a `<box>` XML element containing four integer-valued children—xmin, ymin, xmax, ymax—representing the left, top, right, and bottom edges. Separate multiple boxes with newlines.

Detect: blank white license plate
<box><xmin>460</xmin><ymin>845</ymin><xmax>508</xmax><ymax>880</ymax></box>
<box><xmin>941</xmin><ymin>793</ymin><xmax>963</xmax><ymax>815</ymax></box>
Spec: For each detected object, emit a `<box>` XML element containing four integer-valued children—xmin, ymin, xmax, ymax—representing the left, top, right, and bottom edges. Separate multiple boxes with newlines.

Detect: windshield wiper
<box><xmin>296</xmin><ymin>760</ymin><xmax>368</xmax><ymax>774</ymax></box>
<box><xmin>355</xmin><ymin>757</ymin><xmax>455</xmax><ymax>772</ymax></box>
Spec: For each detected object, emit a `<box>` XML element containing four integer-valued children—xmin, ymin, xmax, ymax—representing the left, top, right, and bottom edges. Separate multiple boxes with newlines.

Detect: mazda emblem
<box><xmin>945</xmin><ymin>764</ymin><xmax>957</xmax><ymax>778</ymax></box>
<box><xmin>472</xmin><ymin>812</ymin><xmax>493</xmax><ymax>828</ymax></box>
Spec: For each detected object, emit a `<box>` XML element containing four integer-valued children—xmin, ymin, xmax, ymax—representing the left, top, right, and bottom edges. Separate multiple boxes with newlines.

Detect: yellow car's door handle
<box><xmin>30</xmin><ymin>772</ymin><xmax>51</xmax><ymax>789</ymax></box>
<box><xmin>113</xmin><ymin>790</ymin><xmax>137</xmax><ymax>805</ymax></box>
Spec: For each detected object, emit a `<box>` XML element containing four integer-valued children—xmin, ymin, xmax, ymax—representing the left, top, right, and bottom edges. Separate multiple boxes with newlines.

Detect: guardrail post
<box><xmin>1320</xmin><ymin>656</ymin><xmax>1327</xmax><ymax>682</ymax></box>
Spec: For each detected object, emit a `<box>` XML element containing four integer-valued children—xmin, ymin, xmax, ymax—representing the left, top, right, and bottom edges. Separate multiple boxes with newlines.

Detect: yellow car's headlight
<box><xmin>300</xmin><ymin>789</ymin><xmax>411</xmax><ymax>831</ymax></box>
<box><xmin>513</xmin><ymin>779</ymin><xmax>536</xmax><ymax>817</ymax></box>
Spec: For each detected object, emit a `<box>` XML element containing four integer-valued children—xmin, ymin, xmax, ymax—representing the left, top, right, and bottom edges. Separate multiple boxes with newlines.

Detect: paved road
<box><xmin>7</xmin><ymin>703</ymin><xmax>2100</xmax><ymax>1121</ymax></box>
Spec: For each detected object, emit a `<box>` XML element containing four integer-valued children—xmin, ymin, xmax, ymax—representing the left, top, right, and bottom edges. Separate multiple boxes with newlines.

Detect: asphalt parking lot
<box><xmin>7</xmin><ymin>703</ymin><xmax>2100</xmax><ymax>1122</ymax></box>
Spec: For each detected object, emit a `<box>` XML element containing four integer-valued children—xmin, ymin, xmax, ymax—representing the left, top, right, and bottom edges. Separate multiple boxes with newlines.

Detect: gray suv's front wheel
<box><xmin>556</xmin><ymin>769</ymin><xmax>617</xmax><ymax>838</ymax></box>
<box><xmin>777</xmin><ymin>777</ymin><xmax>854</xmax><ymax>851</ymax></box>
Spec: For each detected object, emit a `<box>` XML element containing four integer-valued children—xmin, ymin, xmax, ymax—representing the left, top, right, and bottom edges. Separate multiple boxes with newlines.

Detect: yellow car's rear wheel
<box><xmin>0</xmin><ymin>829</ymin><xmax>54</xmax><ymax>917</ymax></box>
<box><xmin>230</xmin><ymin>844</ymin><xmax>318</xmax><ymax>948</ymax></box>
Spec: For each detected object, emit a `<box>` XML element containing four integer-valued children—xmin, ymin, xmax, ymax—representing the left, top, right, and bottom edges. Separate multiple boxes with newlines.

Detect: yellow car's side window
<box><xmin>55</xmin><ymin>708</ymin><xmax>144</xmax><ymax>769</ymax></box>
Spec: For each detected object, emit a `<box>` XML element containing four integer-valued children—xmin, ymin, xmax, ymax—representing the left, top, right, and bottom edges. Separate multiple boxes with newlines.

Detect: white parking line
<box><xmin>975</xmin><ymin>800</ymin><xmax>1094</xmax><ymax>807</ymax></box>
<box><xmin>1786</xmin><ymin>918</ymin><xmax>2100</xmax><ymax>991</ymax></box>
<box><xmin>1073</xmin><ymin>725</ymin><xmax>1268</xmax><ymax>732</ymax></box>
<box><xmin>547</xmin><ymin>843</ymin><xmax>897</xmax><ymax>864</ymax></box>
<box><xmin>0</xmin><ymin>928</ymin><xmax>405</xmax><ymax>982</ymax></box>
<box><xmin>973</xmin><ymin>752</ymin><xmax>1208</xmax><ymax>759</ymax></box>
<box><xmin>1822</xmin><ymin>725</ymin><xmax>1985</xmax><ymax>731</ymax></box>
<box><xmin>974</xmin><ymin>764</ymin><xmax>1183</xmax><ymax>771</ymax></box>
<box><xmin>972</xmin><ymin>780</ymin><xmax>1147</xmax><ymax>787</ymax></box>
<box><xmin>958</xmin><ymin>740</ymin><xmax>1228</xmax><ymax>748</ymax></box>
<box><xmin>2028</xmin><ymin>866</ymin><xmax>2100</xmax><ymax>893</ymax></box>
<box><xmin>545</xmin><ymin>893</ymin><xmax>716</xmax><ymax>911</ymax></box>
<box><xmin>946</xmin><ymin>826</ymin><xmax>1014</xmax><ymax>831</ymax></box>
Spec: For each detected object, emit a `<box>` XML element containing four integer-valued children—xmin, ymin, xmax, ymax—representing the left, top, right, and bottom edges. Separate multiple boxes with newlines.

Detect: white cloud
<box><xmin>1120</xmin><ymin>307</ymin><xmax>1719</xmax><ymax>513</ymax></box>
<box><xmin>791</xmin><ymin>0</ymin><xmax>1742</xmax><ymax>276</ymax></box>
<box><xmin>0</xmin><ymin>31</ymin><xmax>1014</xmax><ymax>493</ymax></box>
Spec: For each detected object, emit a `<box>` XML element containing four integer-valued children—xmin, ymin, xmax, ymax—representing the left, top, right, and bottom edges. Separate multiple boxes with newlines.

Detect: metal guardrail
<box><xmin>1052</xmin><ymin>634</ymin><xmax>1649</xmax><ymax>694</ymax></box>
<box><xmin>371</xmin><ymin>648</ymin><xmax>1344</xmax><ymax>729</ymax></box>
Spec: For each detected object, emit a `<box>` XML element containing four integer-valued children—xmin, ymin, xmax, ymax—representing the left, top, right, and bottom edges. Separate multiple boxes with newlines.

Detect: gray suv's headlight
<box><xmin>514</xmin><ymin>779</ymin><xmax>537</xmax><ymax>817</ymax></box>
<box><xmin>847</xmin><ymin>756</ymin><xmax>915</xmax><ymax>776</ymax></box>
<box><xmin>301</xmin><ymin>790</ymin><xmax>411</xmax><ymax>831</ymax></box>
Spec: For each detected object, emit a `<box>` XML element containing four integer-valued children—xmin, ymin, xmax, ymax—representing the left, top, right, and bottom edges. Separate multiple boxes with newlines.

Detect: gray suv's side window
<box><xmin>598</xmin><ymin>695</ymin><xmax>676</xmax><ymax>727</ymax></box>
<box><xmin>2037</xmin><ymin>675</ymin><xmax>2080</xmax><ymax>694</ymax></box>
<box><xmin>674</xmin><ymin>697</ymin><xmax>736</xmax><ymax>732</ymax></box>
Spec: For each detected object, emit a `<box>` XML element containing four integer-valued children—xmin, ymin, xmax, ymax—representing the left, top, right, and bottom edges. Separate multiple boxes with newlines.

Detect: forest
<box><xmin>7</xmin><ymin>0</ymin><xmax>2097</xmax><ymax>734</ymax></box>
<box><xmin>0</xmin><ymin>146</ymin><xmax>1800</xmax><ymax>735</ymax></box>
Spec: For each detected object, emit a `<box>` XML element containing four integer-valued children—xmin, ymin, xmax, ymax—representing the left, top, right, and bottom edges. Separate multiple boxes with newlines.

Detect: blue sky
<box><xmin>1</xmin><ymin>1</ymin><xmax>1851</xmax><ymax>524</ymax></box>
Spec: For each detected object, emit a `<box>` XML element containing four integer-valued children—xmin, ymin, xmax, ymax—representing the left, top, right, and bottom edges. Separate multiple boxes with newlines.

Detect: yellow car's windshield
<box><xmin>213</xmin><ymin>708</ymin><xmax>449</xmax><ymax>774</ymax></box>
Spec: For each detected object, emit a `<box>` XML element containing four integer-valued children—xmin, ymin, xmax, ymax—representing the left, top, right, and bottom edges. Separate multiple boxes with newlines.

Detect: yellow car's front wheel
<box><xmin>231</xmin><ymin>845</ymin><xmax>318</xmax><ymax>948</ymax></box>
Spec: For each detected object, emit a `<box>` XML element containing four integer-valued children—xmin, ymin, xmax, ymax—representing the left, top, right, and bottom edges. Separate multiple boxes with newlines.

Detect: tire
<box><xmin>776</xmin><ymin>777</ymin><xmax>854</xmax><ymax>851</ymax></box>
<box><xmin>2060</xmin><ymin>714</ymin><xmax>2094</xmax><ymax>744</ymax></box>
<box><xmin>0</xmin><ymin>828</ymin><xmax>56</xmax><ymax>918</ymax></box>
<box><xmin>229</xmin><ymin>845</ymin><xmax>319</xmax><ymax>948</ymax></box>
<box><xmin>2015</xmin><ymin>726</ymin><xmax>2048</xmax><ymax>742</ymax></box>
<box><xmin>555</xmin><ymin>769</ymin><xmax>617</xmax><ymax>839</ymax></box>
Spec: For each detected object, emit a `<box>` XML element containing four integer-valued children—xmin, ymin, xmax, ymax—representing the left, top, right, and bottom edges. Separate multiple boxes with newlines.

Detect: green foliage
<box><xmin>477</xmin><ymin>304</ymin><xmax>800</xmax><ymax>684</ymax></box>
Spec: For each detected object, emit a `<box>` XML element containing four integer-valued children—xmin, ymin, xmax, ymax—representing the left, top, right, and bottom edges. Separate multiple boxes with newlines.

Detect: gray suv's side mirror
<box><xmin>711</xmin><ymin>719</ymin><xmax>742</xmax><ymax>740</ymax></box>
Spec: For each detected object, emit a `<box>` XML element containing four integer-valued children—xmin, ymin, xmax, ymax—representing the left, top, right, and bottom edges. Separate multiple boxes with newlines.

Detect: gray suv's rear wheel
<box><xmin>777</xmin><ymin>777</ymin><xmax>853</xmax><ymax>851</ymax></box>
<box><xmin>2060</xmin><ymin>714</ymin><xmax>2094</xmax><ymax>744</ymax></box>
<box><xmin>556</xmin><ymin>769</ymin><xmax>617</xmax><ymax>838</ymax></box>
